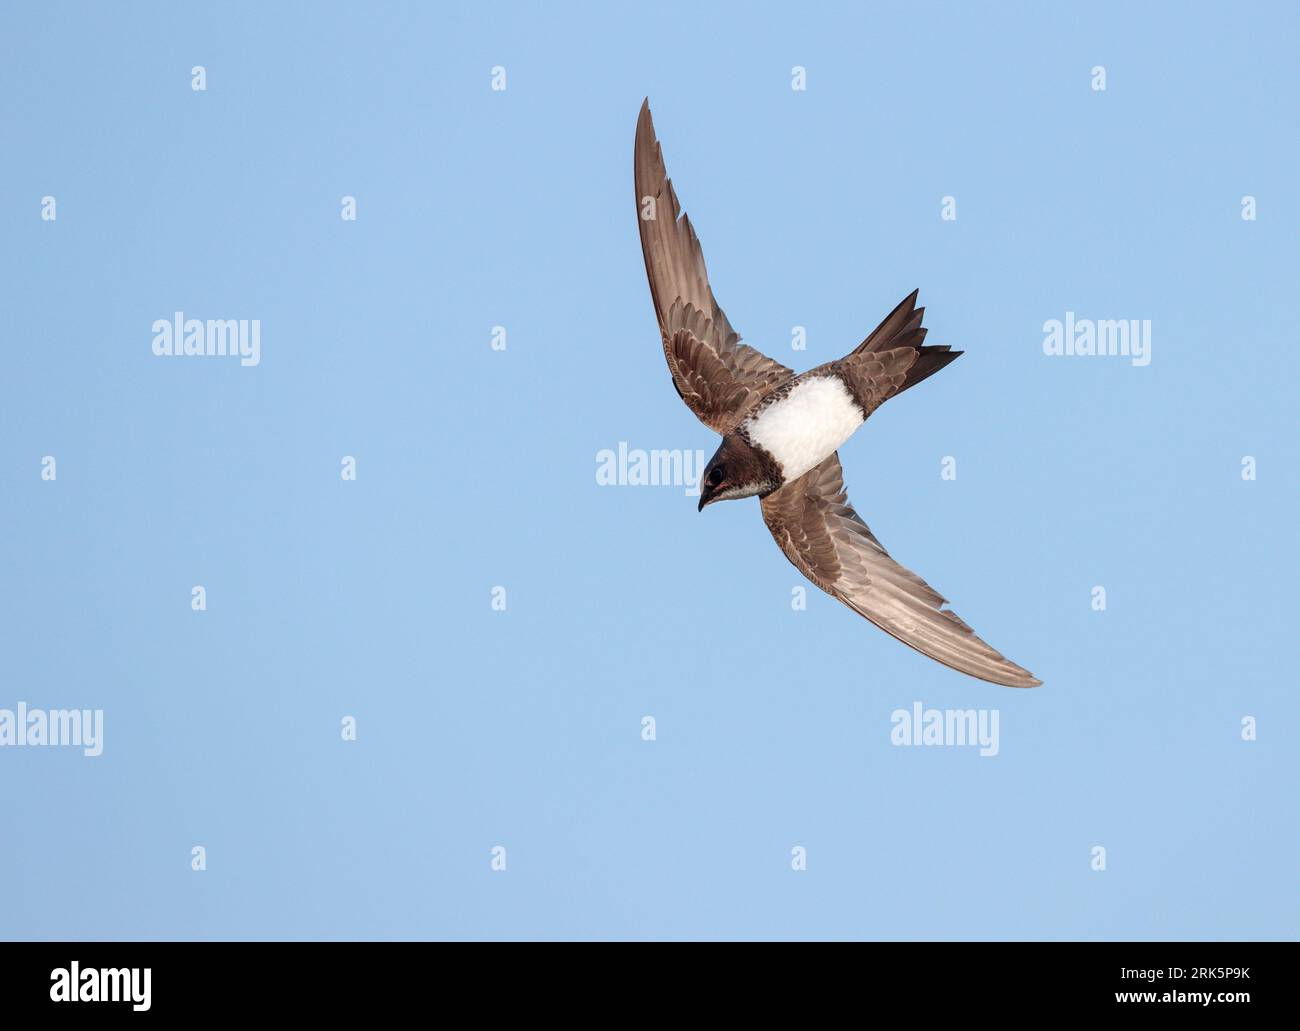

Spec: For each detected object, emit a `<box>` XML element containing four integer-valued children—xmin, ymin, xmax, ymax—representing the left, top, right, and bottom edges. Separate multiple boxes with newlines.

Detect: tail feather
<box><xmin>854</xmin><ymin>290</ymin><xmax>962</xmax><ymax>396</ymax></box>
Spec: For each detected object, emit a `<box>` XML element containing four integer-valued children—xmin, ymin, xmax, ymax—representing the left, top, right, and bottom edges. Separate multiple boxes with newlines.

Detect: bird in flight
<box><xmin>633</xmin><ymin>100</ymin><xmax>1040</xmax><ymax>688</ymax></box>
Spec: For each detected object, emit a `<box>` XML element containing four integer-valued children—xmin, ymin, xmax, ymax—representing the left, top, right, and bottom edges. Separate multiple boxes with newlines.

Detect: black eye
<box><xmin>707</xmin><ymin>466</ymin><xmax>725</xmax><ymax>487</ymax></box>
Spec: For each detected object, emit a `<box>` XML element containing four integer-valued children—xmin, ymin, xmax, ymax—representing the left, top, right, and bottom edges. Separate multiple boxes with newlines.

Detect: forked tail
<box><xmin>854</xmin><ymin>289</ymin><xmax>962</xmax><ymax>396</ymax></box>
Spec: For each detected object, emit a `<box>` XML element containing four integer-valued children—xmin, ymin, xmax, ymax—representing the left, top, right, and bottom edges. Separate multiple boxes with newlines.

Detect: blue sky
<box><xmin>0</xmin><ymin>1</ymin><xmax>1295</xmax><ymax>940</ymax></box>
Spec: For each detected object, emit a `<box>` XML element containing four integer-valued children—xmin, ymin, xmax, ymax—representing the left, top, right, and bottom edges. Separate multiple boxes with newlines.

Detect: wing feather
<box><xmin>635</xmin><ymin>100</ymin><xmax>793</xmax><ymax>432</ymax></box>
<box><xmin>760</xmin><ymin>454</ymin><xmax>1041</xmax><ymax>688</ymax></box>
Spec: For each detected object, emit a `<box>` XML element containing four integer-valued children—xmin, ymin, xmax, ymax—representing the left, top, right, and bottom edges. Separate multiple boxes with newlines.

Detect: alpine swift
<box><xmin>634</xmin><ymin>100</ymin><xmax>1041</xmax><ymax>688</ymax></box>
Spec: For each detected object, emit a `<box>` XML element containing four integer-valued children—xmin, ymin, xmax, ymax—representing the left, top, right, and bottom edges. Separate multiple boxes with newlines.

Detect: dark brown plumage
<box><xmin>759</xmin><ymin>454</ymin><xmax>1041</xmax><ymax>687</ymax></box>
<box><xmin>635</xmin><ymin>106</ymin><xmax>792</xmax><ymax>433</ymax></box>
<box><xmin>853</xmin><ymin>289</ymin><xmax>964</xmax><ymax>396</ymax></box>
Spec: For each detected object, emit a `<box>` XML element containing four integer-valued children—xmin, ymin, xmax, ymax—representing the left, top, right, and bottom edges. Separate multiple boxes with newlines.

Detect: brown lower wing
<box><xmin>635</xmin><ymin>100</ymin><xmax>792</xmax><ymax>433</ymax></box>
<box><xmin>760</xmin><ymin>454</ymin><xmax>1041</xmax><ymax>688</ymax></box>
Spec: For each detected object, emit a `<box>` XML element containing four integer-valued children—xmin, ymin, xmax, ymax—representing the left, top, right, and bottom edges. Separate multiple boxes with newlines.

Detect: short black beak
<box><xmin>697</xmin><ymin>486</ymin><xmax>715</xmax><ymax>512</ymax></box>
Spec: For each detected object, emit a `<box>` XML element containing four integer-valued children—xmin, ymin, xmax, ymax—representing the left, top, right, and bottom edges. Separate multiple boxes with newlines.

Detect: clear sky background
<box><xmin>1</xmin><ymin>2</ymin><xmax>1295</xmax><ymax>940</ymax></box>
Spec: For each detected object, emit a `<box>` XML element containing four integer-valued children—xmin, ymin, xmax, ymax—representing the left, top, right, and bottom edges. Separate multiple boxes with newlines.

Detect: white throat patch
<box><xmin>743</xmin><ymin>374</ymin><xmax>863</xmax><ymax>481</ymax></box>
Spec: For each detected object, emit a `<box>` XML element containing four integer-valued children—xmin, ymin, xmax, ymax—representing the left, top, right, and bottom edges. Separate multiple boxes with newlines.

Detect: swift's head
<box><xmin>697</xmin><ymin>436</ymin><xmax>779</xmax><ymax>511</ymax></box>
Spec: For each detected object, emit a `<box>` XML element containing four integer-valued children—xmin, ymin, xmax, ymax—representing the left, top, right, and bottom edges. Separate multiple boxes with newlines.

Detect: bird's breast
<box><xmin>742</xmin><ymin>373</ymin><xmax>864</xmax><ymax>482</ymax></box>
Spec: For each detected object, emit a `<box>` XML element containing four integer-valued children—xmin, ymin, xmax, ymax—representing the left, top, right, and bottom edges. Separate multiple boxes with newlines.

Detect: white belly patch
<box><xmin>743</xmin><ymin>374</ymin><xmax>863</xmax><ymax>481</ymax></box>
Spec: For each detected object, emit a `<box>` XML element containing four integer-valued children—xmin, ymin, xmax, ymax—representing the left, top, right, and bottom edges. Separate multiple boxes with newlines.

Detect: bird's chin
<box><xmin>699</xmin><ymin>483</ymin><xmax>763</xmax><ymax>510</ymax></box>
<box><xmin>697</xmin><ymin>487</ymin><xmax>725</xmax><ymax>511</ymax></box>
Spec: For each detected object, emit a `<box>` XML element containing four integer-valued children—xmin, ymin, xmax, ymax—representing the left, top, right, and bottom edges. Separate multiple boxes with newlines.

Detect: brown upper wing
<box><xmin>635</xmin><ymin>100</ymin><xmax>793</xmax><ymax>433</ymax></box>
<box><xmin>761</xmin><ymin>454</ymin><xmax>1041</xmax><ymax>688</ymax></box>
